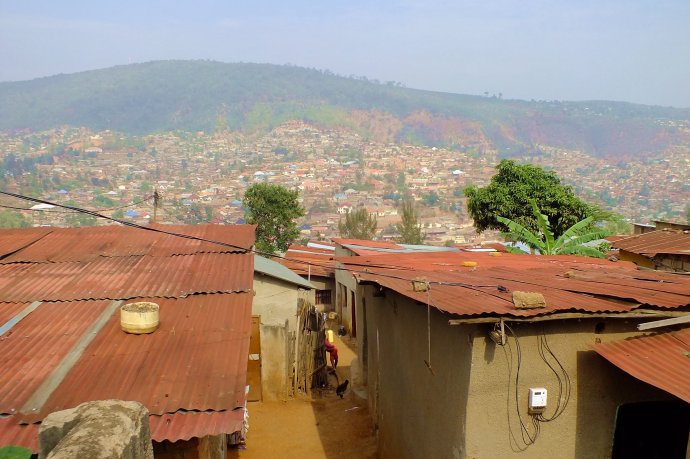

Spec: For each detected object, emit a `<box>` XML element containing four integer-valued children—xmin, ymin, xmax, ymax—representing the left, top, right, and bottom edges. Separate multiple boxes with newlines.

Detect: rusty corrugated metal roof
<box><xmin>613</xmin><ymin>230</ymin><xmax>690</xmax><ymax>257</ymax></box>
<box><xmin>0</xmin><ymin>302</ymin><xmax>30</xmax><ymax>326</ymax></box>
<box><xmin>0</xmin><ymin>410</ymin><xmax>246</xmax><ymax>452</ymax></box>
<box><xmin>338</xmin><ymin>251</ymin><xmax>690</xmax><ymax>318</ymax></box>
<box><xmin>0</xmin><ymin>417</ymin><xmax>38</xmax><ymax>451</ymax></box>
<box><xmin>593</xmin><ymin>328</ymin><xmax>690</xmax><ymax>402</ymax></box>
<box><xmin>6</xmin><ymin>294</ymin><xmax>252</xmax><ymax>423</ymax></box>
<box><xmin>0</xmin><ymin>224</ymin><xmax>255</xmax><ymax>263</ymax></box>
<box><xmin>0</xmin><ymin>300</ymin><xmax>112</xmax><ymax>415</ymax></box>
<box><xmin>0</xmin><ymin>252</ymin><xmax>253</xmax><ymax>303</ymax></box>
<box><xmin>331</xmin><ymin>238</ymin><xmax>402</xmax><ymax>250</ymax></box>
<box><xmin>0</xmin><ymin>227</ymin><xmax>53</xmax><ymax>260</ymax></box>
<box><xmin>149</xmin><ymin>410</ymin><xmax>245</xmax><ymax>442</ymax></box>
<box><xmin>280</xmin><ymin>245</ymin><xmax>335</xmax><ymax>277</ymax></box>
<box><xmin>0</xmin><ymin>224</ymin><xmax>255</xmax><ymax>445</ymax></box>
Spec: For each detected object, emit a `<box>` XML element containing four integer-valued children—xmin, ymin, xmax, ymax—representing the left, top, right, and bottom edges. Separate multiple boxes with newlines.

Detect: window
<box><xmin>315</xmin><ymin>289</ymin><xmax>332</xmax><ymax>305</ymax></box>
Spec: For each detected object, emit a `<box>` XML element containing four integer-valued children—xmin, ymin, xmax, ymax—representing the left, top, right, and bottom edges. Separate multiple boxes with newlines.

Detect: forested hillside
<box><xmin>1</xmin><ymin>60</ymin><xmax>688</xmax><ymax>158</ymax></box>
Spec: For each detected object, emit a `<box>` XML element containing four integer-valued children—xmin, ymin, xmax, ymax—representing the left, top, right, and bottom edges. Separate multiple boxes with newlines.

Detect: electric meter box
<box><xmin>528</xmin><ymin>387</ymin><xmax>547</xmax><ymax>414</ymax></box>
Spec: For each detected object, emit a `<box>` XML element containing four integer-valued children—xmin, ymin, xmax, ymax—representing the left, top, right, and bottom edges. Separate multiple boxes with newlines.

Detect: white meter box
<box><xmin>528</xmin><ymin>387</ymin><xmax>547</xmax><ymax>414</ymax></box>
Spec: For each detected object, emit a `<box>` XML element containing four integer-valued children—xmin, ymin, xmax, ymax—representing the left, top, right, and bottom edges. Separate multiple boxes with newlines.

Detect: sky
<box><xmin>1</xmin><ymin>0</ymin><xmax>689</xmax><ymax>107</ymax></box>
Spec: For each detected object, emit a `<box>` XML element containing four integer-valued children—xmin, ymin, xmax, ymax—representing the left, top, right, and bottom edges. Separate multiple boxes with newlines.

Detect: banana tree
<box><xmin>497</xmin><ymin>201</ymin><xmax>611</xmax><ymax>257</ymax></box>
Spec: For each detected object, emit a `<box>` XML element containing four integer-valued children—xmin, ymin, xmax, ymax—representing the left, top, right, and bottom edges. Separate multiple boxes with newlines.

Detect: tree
<box><xmin>338</xmin><ymin>207</ymin><xmax>377</xmax><ymax>240</ymax></box>
<box><xmin>422</xmin><ymin>191</ymin><xmax>440</xmax><ymax>207</ymax></box>
<box><xmin>0</xmin><ymin>210</ymin><xmax>30</xmax><ymax>228</ymax></box>
<box><xmin>396</xmin><ymin>200</ymin><xmax>424</xmax><ymax>244</ymax></box>
<box><xmin>243</xmin><ymin>183</ymin><xmax>304</xmax><ymax>254</ymax></box>
<box><xmin>65</xmin><ymin>212</ymin><xmax>97</xmax><ymax>227</ymax></box>
<box><xmin>465</xmin><ymin>160</ymin><xmax>604</xmax><ymax>239</ymax></box>
<box><xmin>498</xmin><ymin>201</ymin><xmax>610</xmax><ymax>257</ymax></box>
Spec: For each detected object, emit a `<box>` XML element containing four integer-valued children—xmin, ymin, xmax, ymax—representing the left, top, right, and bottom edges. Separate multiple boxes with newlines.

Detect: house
<box><xmin>613</xmin><ymin>229</ymin><xmax>690</xmax><ymax>272</ymax></box>
<box><xmin>335</xmin><ymin>250</ymin><xmax>690</xmax><ymax>458</ymax></box>
<box><xmin>0</xmin><ymin>224</ymin><xmax>281</xmax><ymax>456</ymax></box>
<box><xmin>331</xmin><ymin>238</ymin><xmax>459</xmax><ymax>336</ymax></box>
<box><xmin>278</xmin><ymin>243</ymin><xmax>336</xmax><ymax>312</ymax></box>
<box><xmin>252</xmin><ymin>254</ymin><xmax>315</xmax><ymax>401</ymax></box>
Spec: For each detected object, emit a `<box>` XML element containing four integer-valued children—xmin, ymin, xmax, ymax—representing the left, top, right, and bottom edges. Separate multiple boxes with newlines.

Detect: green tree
<box><xmin>498</xmin><ymin>201</ymin><xmax>610</xmax><ymax>257</ymax></box>
<box><xmin>422</xmin><ymin>191</ymin><xmax>440</xmax><ymax>206</ymax></box>
<box><xmin>0</xmin><ymin>210</ymin><xmax>30</xmax><ymax>228</ymax></box>
<box><xmin>396</xmin><ymin>171</ymin><xmax>406</xmax><ymax>193</ymax></box>
<box><xmin>465</xmin><ymin>160</ymin><xmax>604</xmax><ymax>239</ymax></box>
<box><xmin>92</xmin><ymin>195</ymin><xmax>115</xmax><ymax>207</ymax></box>
<box><xmin>396</xmin><ymin>200</ymin><xmax>424</xmax><ymax>244</ymax></box>
<box><xmin>65</xmin><ymin>212</ymin><xmax>97</xmax><ymax>227</ymax></box>
<box><xmin>338</xmin><ymin>207</ymin><xmax>378</xmax><ymax>240</ymax></box>
<box><xmin>243</xmin><ymin>183</ymin><xmax>305</xmax><ymax>254</ymax></box>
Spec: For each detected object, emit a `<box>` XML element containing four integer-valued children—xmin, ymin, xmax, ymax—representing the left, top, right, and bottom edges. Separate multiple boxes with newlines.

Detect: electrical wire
<box><xmin>0</xmin><ymin>190</ymin><xmax>511</xmax><ymax>294</ymax></box>
<box><xmin>535</xmin><ymin>328</ymin><xmax>571</xmax><ymax>422</ymax></box>
<box><xmin>0</xmin><ymin>195</ymin><xmax>154</xmax><ymax>214</ymax></box>
<box><xmin>503</xmin><ymin>323</ymin><xmax>540</xmax><ymax>448</ymax></box>
<box><xmin>501</xmin><ymin>322</ymin><xmax>571</xmax><ymax>451</ymax></box>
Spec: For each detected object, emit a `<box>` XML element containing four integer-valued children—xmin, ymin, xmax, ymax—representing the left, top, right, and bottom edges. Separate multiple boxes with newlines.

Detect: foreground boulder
<box><xmin>38</xmin><ymin>400</ymin><xmax>153</xmax><ymax>459</ymax></box>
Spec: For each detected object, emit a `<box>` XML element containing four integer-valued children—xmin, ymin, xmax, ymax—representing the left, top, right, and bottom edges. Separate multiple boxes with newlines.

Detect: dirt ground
<box><xmin>228</xmin><ymin>335</ymin><xmax>377</xmax><ymax>459</ymax></box>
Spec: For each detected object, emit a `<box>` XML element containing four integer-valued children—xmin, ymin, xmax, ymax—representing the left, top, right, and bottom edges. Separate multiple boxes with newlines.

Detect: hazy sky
<box><xmin>2</xmin><ymin>0</ymin><xmax>689</xmax><ymax>107</ymax></box>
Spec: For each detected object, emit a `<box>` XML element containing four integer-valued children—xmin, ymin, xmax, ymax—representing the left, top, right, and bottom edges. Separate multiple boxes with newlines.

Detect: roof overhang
<box><xmin>593</xmin><ymin>328</ymin><xmax>690</xmax><ymax>403</ymax></box>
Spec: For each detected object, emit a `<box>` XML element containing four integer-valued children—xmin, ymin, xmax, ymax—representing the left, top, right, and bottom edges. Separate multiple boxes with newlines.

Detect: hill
<box><xmin>1</xmin><ymin>60</ymin><xmax>688</xmax><ymax>158</ymax></box>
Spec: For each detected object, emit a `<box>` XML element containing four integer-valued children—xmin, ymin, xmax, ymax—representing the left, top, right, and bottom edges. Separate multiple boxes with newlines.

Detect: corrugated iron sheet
<box><xmin>0</xmin><ymin>224</ymin><xmax>255</xmax><ymax>263</ymax></box>
<box><xmin>0</xmin><ymin>417</ymin><xmax>38</xmax><ymax>452</ymax></box>
<box><xmin>331</xmin><ymin>238</ymin><xmax>402</xmax><ymax>250</ymax></box>
<box><xmin>12</xmin><ymin>294</ymin><xmax>252</xmax><ymax>423</ymax></box>
<box><xmin>254</xmin><ymin>256</ymin><xmax>315</xmax><ymax>289</ymax></box>
<box><xmin>338</xmin><ymin>251</ymin><xmax>690</xmax><ymax>317</ymax></box>
<box><xmin>0</xmin><ymin>224</ymin><xmax>255</xmax><ymax>445</ymax></box>
<box><xmin>289</xmin><ymin>244</ymin><xmax>334</xmax><ymax>254</ymax></box>
<box><xmin>280</xmin><ymin>247</ymin><xmax>335</xmax><ymax>277</ymax></box>
<box><xmin>613</xmin><ymin>230</ymin><xmax>690</xmax><ymax>257</ymax></box>
<box><xmin>0</xmin><ymin>409</ymin><xmax>245</xmax><ymax>452</ymax></box>
<box><xmin>0</xmin><ymin>302</ymin><xmax>31</xmax><ymax>326</ymax></box>
<box><xmin>0</xmin><ymin>227</ymin><xmax>52</xmax><ymax>260</ymax></box>
<box><xmin>0</xmin><ymin>300</ymin><xmax>112</xmax><ymax>415</ymax></box>
<box><xmin>149</xmin><ymin>410</ymin><xmax>245</xmax><ymax>442</ymax></box>
<box><xmin>593</xmin><ymin>328</ymin><xmax>690</xmax><ymax>402</ymax></box>
<box><xmin>0</xmin><ymin>252</ymin><xmax>254</xmax><ymax>303</ymax></box>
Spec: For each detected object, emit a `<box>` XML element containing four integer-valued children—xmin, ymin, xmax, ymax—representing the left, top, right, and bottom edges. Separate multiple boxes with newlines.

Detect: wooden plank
<box><xmin>448</xmin><ymin>310</ymin><xmax>689</xmax><ymax>325</ymax></box>
<box><xmin>637</xmin><ymin>314</ymin><xmax>690</xmax><ymax>330</ymax></box>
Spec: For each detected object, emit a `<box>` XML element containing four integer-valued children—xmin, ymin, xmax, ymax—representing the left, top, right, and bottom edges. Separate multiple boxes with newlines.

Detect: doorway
<box><xmin>611</xmin><ymin>400</ymin><xmax>689</xmax><ymax>458</ymax></box>
<box><xmin>246</xmin><ymin>315</ymin><xmax>262</xmax><ymax>402</ymax></box>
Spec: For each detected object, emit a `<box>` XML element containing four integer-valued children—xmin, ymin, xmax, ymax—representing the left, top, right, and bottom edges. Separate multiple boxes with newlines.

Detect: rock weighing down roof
<box><xmin>0</xmin><ymin>224</ymin><xmax>255</xmax><ymax>451</ymax></box>
<box><xmin>337</xmin><ymin>251</ymin><xmax>690</xmax><ymax>318</ymax></box>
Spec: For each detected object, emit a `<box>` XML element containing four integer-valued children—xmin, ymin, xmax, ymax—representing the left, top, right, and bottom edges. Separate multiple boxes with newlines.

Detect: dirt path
<box><xmin>229</xmin><ymin>335</ymin><xmax>377</xmax><ymax>459</ymax></box>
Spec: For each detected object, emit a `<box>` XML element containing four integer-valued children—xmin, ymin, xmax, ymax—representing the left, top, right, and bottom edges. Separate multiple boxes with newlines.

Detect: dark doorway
<box><xmin>611</xmin><ymin>400</ymin><xmax>689</xmax><ymax>459</ymax></box>
<box><xmin>351</xmin><ymin>290</ymin><xmax>356</xmax><ymax>337</ymax></box>
<box><xmin>246</xmin><ymin>315</ymin><xmax>262</xmax><ymax>401</ymax></box>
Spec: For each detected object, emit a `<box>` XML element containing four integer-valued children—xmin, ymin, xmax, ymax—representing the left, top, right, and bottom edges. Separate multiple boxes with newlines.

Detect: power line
<box><xmin>0</xmin><ymin>189</ymin><xmax>508</xmax><ymax>293</ymax></box>
<box><xmin>0</xmin><ymin>195</ymin><xmax>154</xmax><ymax>214</ymax></box>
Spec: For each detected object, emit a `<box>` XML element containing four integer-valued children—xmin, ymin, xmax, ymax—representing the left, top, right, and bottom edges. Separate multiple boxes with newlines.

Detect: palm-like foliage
<box><xmin>498</xmin><ymin>201</ymin><xmax>611</xmax><ymax>258</ymax></box>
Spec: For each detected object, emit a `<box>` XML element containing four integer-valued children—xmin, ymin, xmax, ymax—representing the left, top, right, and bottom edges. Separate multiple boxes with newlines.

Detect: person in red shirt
<box><xmin>324</xmin><ymin>338</ymin><xmax>338</xmax><ymax>371</ymax></box>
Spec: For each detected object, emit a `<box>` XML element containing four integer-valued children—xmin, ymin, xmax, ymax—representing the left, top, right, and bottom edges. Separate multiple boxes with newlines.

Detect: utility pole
<box><xmin>153</xmin><ymin>189</ymin><xmax>161</xmax><ymax>224</ymax></box>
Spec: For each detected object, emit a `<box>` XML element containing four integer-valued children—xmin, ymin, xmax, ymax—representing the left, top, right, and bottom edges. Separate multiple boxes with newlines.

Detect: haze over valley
<box><xmin>0</xmin><ymin>61</ymin><xmax>688</xmax><ymax>237</ymax></box>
